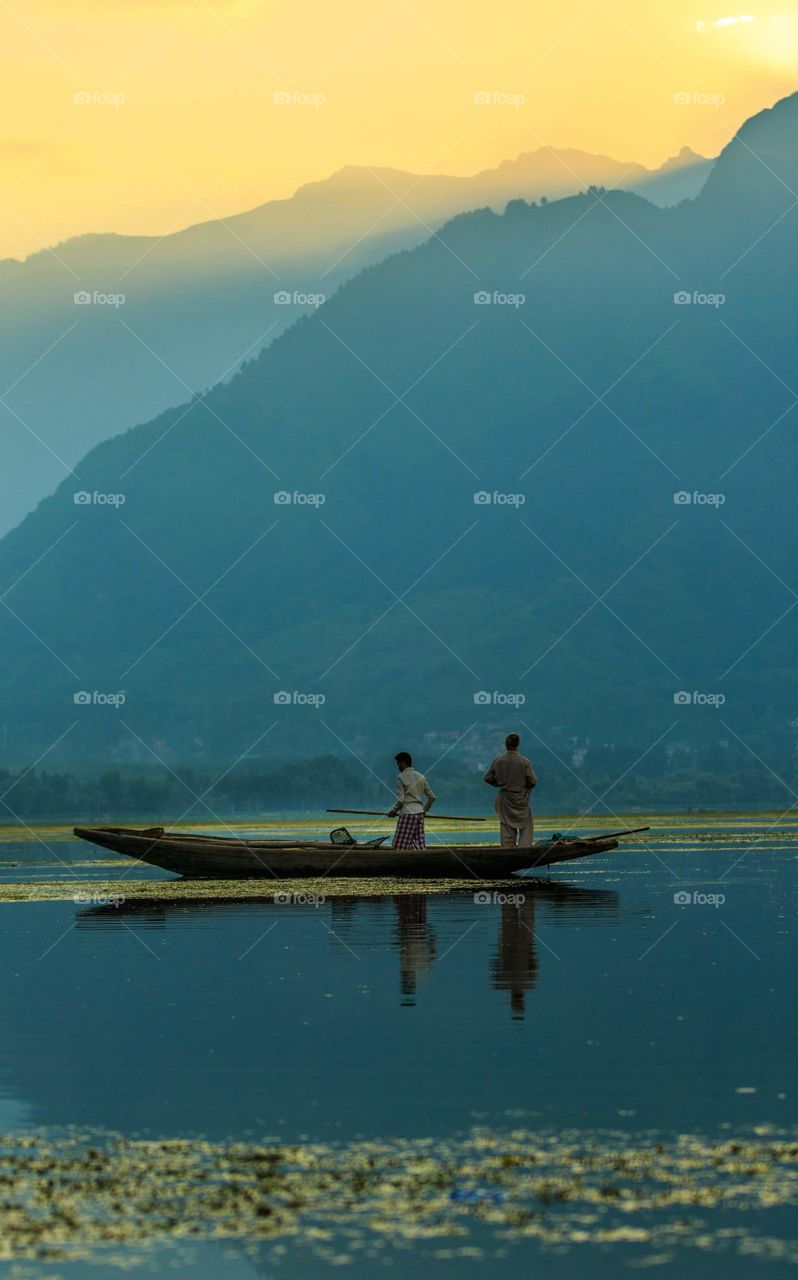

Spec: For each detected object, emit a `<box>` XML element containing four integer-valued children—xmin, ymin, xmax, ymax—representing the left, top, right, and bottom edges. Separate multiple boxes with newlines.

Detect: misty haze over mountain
<box><xmin>0</xmin><ymin>144</ymin><xmax>711</xmax><ymax>536</ymax></box>
<box><xmin>3</xmin><ymin>95</ymin><xmax>796</xmax><ymax>769</ymax></box>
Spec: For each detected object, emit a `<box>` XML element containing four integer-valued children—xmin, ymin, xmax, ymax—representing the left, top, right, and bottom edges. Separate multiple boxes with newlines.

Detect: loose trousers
<box><xmin>495</xmin><ymin>795</ymin><xmax>534</xmax><ymax>848</ymax></box>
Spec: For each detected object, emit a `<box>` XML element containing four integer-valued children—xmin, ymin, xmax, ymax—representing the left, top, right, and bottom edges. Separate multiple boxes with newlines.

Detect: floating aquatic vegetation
<box><xmin>0</xmin><ymin>877</ymin><xmax>529</xmax><ymax>904</ymax></box>
<box><xmin>2</xmin><ymin>812</ymin><xmax>796</xmax><ymax>848</ymax></box>
<box><xmin>0</xmin><ymin>1127</ymin><xmax>794</xmax><ymax>1267</ymax></box>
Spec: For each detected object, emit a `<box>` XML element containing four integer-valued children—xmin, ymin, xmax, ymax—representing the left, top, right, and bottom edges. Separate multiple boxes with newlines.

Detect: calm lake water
<box><xmin>0</xmin><ymin>817</ymin><xmax>794</xmax><ymax>1278</ymax></box>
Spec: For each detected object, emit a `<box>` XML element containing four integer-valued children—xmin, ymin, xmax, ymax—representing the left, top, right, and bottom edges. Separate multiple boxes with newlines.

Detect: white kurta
<box><xmin>389</xmin><ymin>768</ymin><xmax>437</xmax><ymax>815</ymax></box>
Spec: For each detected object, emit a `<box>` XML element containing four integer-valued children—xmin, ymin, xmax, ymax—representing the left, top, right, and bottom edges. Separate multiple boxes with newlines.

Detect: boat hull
<box><xmin>73</xmin><ymin>826</ymin><xmax>620</xmax><ymax>879</ymax></box>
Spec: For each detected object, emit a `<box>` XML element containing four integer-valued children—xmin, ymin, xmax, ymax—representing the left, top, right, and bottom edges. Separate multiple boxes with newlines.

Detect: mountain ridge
<box><xmin>1</xmin><ymin>144</ymin><xmax>712</xmax><ymax>272</ymax></box>
<box><xmin>2</xmin><ymin>94</ymin><xmax>797</xmax><ymax>764</ymax></box>
<box><xmin>0</xmin><ymin>136</ymin><xmax>716</xmax><ymax>537</ymax></box>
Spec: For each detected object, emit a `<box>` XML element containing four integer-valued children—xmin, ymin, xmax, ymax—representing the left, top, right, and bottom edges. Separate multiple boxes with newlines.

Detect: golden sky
<box><xmin>1</xmin><ymin>0</ymin><xmax>796</xmax><ymax>259</ymax></box>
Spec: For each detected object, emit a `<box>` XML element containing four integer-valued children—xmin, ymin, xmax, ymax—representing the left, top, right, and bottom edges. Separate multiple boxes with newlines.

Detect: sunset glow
<box><xmin>0</xmin><ymin>0</ymin><xmax>796</xmax><ymax>257</ymax></box>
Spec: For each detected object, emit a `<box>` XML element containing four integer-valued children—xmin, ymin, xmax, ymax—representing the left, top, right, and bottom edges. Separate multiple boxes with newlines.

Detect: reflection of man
<box><xmin>483</xmin><ymin>732</ymin><xmax>537</xmax><ymax>847</ymax></box>
<box><xmin>387</xmin><ymin>752</ymin><xmax>436</xmax><ymax>849</ymax></box>
<box><xmin>490</xmin><ymin>898</ymin><xmax>539</xmax><ymax>1018</ymax></box>
<box><xmin>393</xmin><ymin>895</ymin><xmax>437</xmax><ymax>1005</ymax></box>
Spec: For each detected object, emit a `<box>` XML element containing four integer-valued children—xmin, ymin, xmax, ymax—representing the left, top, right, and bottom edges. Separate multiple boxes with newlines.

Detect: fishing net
<box><xmin>329</xmin><ymin>827</ymin><xmax>389</xmax><ymax>848</ymax></box>
<box><xmin>330</xmin><ymin>827</ymin><xmax>356</xmax><ymax>845</ymax></box>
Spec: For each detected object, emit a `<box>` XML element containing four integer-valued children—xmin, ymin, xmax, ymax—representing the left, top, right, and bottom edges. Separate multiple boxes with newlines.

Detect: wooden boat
<box><xmin>72</xmin><ymin>825</ymin><xmax>628</xmax><ymax>879</ymax></box>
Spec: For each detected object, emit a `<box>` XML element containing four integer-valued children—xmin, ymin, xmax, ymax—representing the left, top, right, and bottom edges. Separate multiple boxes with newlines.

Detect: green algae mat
<box><xmin>0</xmin><ymin>876</ymin><xmax>532</xmax><ymax>903</ymax></box>
<box><xmin>3</xmin><ymin>812</ymin><xmax>798</xmax><ymax>846</ymax></box>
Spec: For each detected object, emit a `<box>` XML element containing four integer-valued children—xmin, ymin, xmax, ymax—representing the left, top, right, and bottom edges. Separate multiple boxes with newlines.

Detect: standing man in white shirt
<box><xmin>387</xmin><ymin>752</ymin><xmax>437</xmax><ymax>849</ymax></box>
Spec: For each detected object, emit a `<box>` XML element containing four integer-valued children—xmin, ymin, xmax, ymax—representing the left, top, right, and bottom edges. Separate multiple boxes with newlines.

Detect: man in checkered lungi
<box><xmin>387</xmin><ymin>752</ymin><xmax>437</xmax><ymax>849</ymax></box>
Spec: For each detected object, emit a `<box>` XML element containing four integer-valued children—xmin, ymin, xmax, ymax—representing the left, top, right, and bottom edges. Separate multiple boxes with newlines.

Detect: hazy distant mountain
<box><xmin>5</xmin><ymin>87</ymin><xmax>795</xmax><ymax>766</ymax></box>
<box><xmin>0</xmin><ymin>145</ymin><xmax>712</xmax><ymax>536</ymax></box>
<box><xmin>634</xmin><ymin>145</ymin><xmax>713</xmax><ymax>205</ymax></box>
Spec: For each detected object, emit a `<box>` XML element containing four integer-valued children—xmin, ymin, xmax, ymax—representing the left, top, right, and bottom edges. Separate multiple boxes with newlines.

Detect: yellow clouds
<box><xmin>696</xmin><ymin>10</ymin><xmax>798</xmax><ymax>68</ymax></box>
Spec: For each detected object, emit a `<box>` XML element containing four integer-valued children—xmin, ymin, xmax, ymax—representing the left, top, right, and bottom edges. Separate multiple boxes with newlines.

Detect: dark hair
<box><xmin>505</xmin><ymin>733</ymin><xmax>520</xmax><ymax>750</ymax></box>
<box><xmin>395</xmin><ymin>751</ymin><xmax>412</xmax><ymax>767</ymax></box>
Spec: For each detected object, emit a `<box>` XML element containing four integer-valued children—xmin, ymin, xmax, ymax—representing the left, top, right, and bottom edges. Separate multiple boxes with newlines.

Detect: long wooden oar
<box><xmin>327</xmin><ymin>808</ymin><xmax>486</xmax><ymax>822</ymax></box>
<box><xmin>553</xmin><ymin>826</ymin><xmax>651</xmax><ymax>842</ymax></box>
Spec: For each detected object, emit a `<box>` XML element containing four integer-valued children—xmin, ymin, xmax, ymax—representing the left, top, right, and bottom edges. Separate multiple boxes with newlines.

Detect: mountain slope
<box><xmin>2</xmin><ymin>96</ymin><xmax>796</xmax><ymax>766</ymax></box>
<box><xmin>0</xmin><ymin>145</ymin><xmax>712</xmax><ymax>536</ymax></box>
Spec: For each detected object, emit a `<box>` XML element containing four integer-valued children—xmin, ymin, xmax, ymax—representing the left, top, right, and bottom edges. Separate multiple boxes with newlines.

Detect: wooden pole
<box><xmin>327</xmin><ymin>808</ymin><xmax>486</xmax><ymax>823</ymax></box>
<box><xmin>555</xmin><ymin>826</ymin><xmax>651</xmax><ymax>842</ymax></box>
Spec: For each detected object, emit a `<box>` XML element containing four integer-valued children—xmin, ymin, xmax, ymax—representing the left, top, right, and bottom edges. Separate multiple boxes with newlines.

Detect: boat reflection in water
<box><xmin>388</xmin><ymin>883</ymin><xmax>639</xmax><ymax>1018</ymax></box>
<box><xmin>76</xmin><ymin>880</ymin><xmax>646</xmax><ymax>1021</ymax></box>
<box><xmin>391</xmin><ymin>892</ymin><xmax>538</xmax><ymax>1016</ymax></box>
